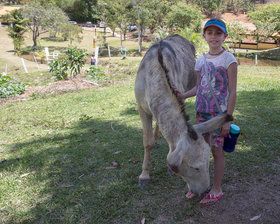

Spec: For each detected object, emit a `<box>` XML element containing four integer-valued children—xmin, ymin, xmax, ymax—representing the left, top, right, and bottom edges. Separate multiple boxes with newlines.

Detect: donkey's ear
<box><xmin>193</xmin><ymin>114</ymin><xmax>233</xmax><ymax>134</ymax></box>
<box><xmin>167</xmin><ymin>137</ymin><xmax>189</xmax><ymax>173</ymax></box>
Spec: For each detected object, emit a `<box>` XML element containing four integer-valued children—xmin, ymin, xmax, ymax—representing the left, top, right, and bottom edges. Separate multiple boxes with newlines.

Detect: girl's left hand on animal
<box><xmin>221</xmin><ymin>122</ymin><xmax>231</xmax><ymax>136</ymax></box>
<box><xmin>170</xmin><ymin>83</ymin><xmax>183</xmax><ymax>97</ymax></box>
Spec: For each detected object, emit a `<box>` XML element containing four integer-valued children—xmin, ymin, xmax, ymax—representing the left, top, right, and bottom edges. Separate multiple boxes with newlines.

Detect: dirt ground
<box><xmin>149</xmin><ymin>173</ymin><xmax>280</xmax><ymax>224</ymax></box>
<box><xmin>0</xmin><ymin>6</ymin><xmax>21</xmax><ymax>17</ymax></box>
<box><xmin>0</xmin><ymin>76</ymin><xmax>99</xmax><ymax>105</ymax></box>
<box><xmin>221</xmin><ymin>12</ymin><xmax>256</xmax><ymax>31</ymax></box>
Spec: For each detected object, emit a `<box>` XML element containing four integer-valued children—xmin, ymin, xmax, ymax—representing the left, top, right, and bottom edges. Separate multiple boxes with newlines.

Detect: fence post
<box><xmin>108</xmin><ymin>45</ymin><xmax>111</xmax><ymax>59</ymax></box>
<box><xmin>255</xmin><ymin>54</ymin><xmax>258</xmax><ymax>65</ymax></box>
<box><xmin>95</xmin><ymin>46</ymin><xmax>99</xmax><ymax>67</ymax></box>
<box><xmin>33</xmin><ymin>55</ymin><xmax>40</xmax><ymax>70</ymax></box>
<box><xmin>21</xmin><ymin>58</ymin><xmax>28</xmax><ymax>74</ymax></box>
<box><xmin>5</xmin><ymin>64</ymin><xmax>8</xmax><ymax>75</ymax></box>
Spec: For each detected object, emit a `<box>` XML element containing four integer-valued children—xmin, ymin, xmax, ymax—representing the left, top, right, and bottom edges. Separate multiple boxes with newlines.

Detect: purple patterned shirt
<box><xmin>194</xmin><ymin>51</ymin><xmax>237</xmax><ymax>113</ymax></box>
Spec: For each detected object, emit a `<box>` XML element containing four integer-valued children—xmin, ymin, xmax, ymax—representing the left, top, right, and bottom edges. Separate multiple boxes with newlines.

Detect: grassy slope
<box><xmin>0</xmin><ymin>64</ymin><xmax>279</xmax><ymax>223</ymax></box>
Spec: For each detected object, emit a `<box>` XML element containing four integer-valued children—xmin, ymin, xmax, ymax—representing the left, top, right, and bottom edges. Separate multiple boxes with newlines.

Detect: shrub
<box><xmin>177</xmin><ymin>28</ymin><xmax>208</xmax><ymax>56</ymax></box>
<box><xmin>49</xmin><ymin>46</ymin><xmax>88</xmax><ymax>80</ymax></box>
<box><xmin>87</xmin><ymin>66</ymin><xmax>107</xmax><ymax>81</ymax></box>
<box><xmin>49</xmin><ymin>58</ymin><xmax>69</xmax><ymax>80</ymax></box>
<box><xmin>0</xmin><ymin>74</ymin><xmax>25</xmax><ymax>98</ymax></box>
<box><xmin>66</xmin><ymin>47</ymin><xmax>88</xmax><ymax>77</ymax></box>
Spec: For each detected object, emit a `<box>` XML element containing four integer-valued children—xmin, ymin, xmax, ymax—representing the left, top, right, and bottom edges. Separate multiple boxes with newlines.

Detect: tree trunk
<box><xmin>123</xmin><ymin>28</ymin><xmax>126</xmax><ymax>41</ymax></box>
<box><xmin>32</xmin><ymin>25</ymin><xmax>38</xmax><ymax>50</ymax></box>
<box><xmin>120</xmin><ymin>28</ymin><xmax>123</xmax><ymax>50</ymax></box>
<box><xmin>137</xmin><ymin>4</ymin><xmax>141</xmax><ymax>53</ymax></box>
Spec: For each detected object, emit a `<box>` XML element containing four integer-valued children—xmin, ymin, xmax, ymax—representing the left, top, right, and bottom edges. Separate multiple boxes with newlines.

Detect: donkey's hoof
<box><xmin>139</xmin><ymin>179</ymin><xmax>150</xmax><ymax>188</ymax></box>
<box><xmin>168</xmin><ymin>167</ymin><xmax>174</xmax><ymax>175</ymax></box>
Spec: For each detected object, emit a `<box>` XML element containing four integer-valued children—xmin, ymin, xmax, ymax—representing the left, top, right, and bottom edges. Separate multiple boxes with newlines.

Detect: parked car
<box><xmin>129</xmin><ymin>25</ymin><xmax>137</xmax><ymax>32</ymax></box>
<box><xmin>69</xmin><ymin>21</ymin><xmax>77</xmax><ymax>25</ymax></box>
<box><xmin>99</xmin><ymin>21</ymin><xmax>106</xmax><ymax>28</ymax></box>
<box><xmin>86</xmin><ymin>21</ymin><xmax>92</xmax><ymax>27</ymax></box>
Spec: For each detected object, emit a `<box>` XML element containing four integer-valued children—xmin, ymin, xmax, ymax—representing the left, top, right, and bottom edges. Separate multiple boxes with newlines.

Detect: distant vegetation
<box><xmin>1</xmin><ymin>0</ymin><xmax>279</xmax><ymax>54</ymax></box>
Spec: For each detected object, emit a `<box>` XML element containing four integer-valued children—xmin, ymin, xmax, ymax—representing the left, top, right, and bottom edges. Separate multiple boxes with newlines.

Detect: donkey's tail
<box><xmin>158</xmin><ymin>40</ymin><xmax>198</xmax><ymax>141</ymax></box>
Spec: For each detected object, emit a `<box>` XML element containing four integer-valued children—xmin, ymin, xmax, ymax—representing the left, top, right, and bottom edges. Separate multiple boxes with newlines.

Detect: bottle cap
<box><xmin>230</xmin><ymin>124</ymin><xmax>240</xmax><ymax>134</ymax></box>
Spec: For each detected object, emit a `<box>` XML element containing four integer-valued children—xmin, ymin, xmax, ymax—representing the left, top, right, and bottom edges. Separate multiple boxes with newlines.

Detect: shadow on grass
<box><xmin>41</xmin><ymin>37</ymin><xmax>67</xmax><ymax>42</ymax></box>
<box><xmin>1</xmin><ymin>115</ymin><xmax>179</xmax><ymax>223</ymax></box>
<box><xmin>1</xmin><ymin>88</ymin><xmax>279</xmax><ymax>224</ymax></box>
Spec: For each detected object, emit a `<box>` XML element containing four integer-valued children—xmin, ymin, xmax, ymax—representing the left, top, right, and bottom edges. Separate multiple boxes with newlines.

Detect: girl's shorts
<box><xmin>196</xmin><ymin>111</ymin><xmax>224</xmax><ymax>149</ymax></box>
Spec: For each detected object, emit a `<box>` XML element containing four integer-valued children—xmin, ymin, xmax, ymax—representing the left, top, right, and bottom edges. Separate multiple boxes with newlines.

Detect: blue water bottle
<box><xmin>223</xmin><ymin>124</ymin><xmax>240</xmax><ymax>153</ymax></box>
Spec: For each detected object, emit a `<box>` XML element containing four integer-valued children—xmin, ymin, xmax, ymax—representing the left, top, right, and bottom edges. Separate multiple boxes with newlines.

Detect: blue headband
<box><xmin>204</xmin><ymin>20</ymin><xmax>227</xmax><ymax>34</ymax></box>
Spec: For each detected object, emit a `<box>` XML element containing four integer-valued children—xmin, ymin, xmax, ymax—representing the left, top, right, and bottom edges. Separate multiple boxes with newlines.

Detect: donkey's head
<box><xmin>167</xmin><ymin>114</ymin><xmax>232</xmax><ymax>195</ymax></box>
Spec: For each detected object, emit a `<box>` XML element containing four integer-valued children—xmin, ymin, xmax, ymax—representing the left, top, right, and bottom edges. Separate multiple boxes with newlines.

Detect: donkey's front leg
<box><xmin>138</xmin><ymin>107</ymin><xmax>156</xmax><ymax>187</ymax></box>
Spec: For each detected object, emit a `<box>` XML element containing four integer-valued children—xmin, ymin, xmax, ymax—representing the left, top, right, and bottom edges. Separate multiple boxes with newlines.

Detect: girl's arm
<box><xmin>173</xmin><ymin>71</ymin><xmax>200</xmax><ymax>99</ymax></box>
<box><xmin>221</xmin><ymin>62</ymin><xmax>237</xmax><ymax>136</ymax></box>
<box><xmin>226</xmin><ymin>62</ymin><xmax>238</xmax><ymax>116</ymax></box>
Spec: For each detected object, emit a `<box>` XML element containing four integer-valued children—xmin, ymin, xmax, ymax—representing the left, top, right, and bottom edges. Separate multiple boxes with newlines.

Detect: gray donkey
<box><xmin>134</xmin><ymin>34</ymin><xmax>232</xmax><ymax>194</ymax></box>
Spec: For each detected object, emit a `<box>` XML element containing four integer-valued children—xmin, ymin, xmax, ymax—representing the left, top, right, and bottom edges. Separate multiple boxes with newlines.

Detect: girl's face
<box><xmin>203</xmin><ymin>26</ymin><xmax>228</xmax><ymax>49</ymax></box>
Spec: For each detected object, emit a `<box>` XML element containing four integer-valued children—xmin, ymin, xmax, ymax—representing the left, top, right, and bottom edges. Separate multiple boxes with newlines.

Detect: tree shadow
<box><xmin>1</xmin><ymin>110</ymin><xmax>177</xmax><ymax>223</ymax></box>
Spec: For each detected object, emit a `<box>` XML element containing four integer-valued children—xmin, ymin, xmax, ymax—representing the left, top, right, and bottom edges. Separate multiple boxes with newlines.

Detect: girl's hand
<box><xmin>221</xmin><ymin>122</ymin><xmax>231</xmax><ymax>136</ymax></box>
<box><xmin>170</xmin><ymin>83</ymin><xmax>185</xmax><ymax>99</ymax></box>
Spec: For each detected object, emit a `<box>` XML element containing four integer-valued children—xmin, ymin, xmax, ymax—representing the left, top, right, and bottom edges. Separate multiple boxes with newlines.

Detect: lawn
<box><xmin>0</xmin><ymin>63</ymin><xmax>280</xmax><ymax>223</ymax></box>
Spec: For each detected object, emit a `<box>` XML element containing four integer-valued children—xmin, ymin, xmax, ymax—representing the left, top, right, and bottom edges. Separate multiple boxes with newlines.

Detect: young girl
<box><xmin>175</xmin><ymin>18</ymin><xmax>238</xmax><ymax>205</ymax></box>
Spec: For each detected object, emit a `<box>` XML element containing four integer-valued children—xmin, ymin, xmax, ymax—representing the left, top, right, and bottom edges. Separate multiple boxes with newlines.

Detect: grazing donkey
<box><xmin>134</xmin><ymin>34</ymin><xmax>232</xmax><ymax>194</ymax></box>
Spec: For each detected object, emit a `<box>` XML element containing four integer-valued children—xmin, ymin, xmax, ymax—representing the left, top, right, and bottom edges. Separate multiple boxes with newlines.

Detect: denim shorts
<box><xmin>196</xmin><ymin>111</ymin><xmax>224</xmax><ymax>149</ymax></box>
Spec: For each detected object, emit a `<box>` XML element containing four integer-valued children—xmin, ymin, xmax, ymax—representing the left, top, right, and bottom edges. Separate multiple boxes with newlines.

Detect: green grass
<box><xmin>0</xmin><ymin>64</ymin><xmax>280</xmax><ymax>223</ymax></box>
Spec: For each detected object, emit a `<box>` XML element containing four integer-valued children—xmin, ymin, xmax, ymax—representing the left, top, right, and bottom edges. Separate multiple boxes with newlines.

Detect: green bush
<box><xmin>177</xmin><ymin>28</ymin><xmax>208</xmax><ymax>56</ymax></box>
<box><xmin>0</xmin><ymin>74</ymin><xmax>25</xmax><ymax>98</ymax></box>
<box><xmin>49</xmin><ymin>58</ymin><xmax>69</xmax><ymax>80</ymax></box>
<box><xmin>87</xmin><ymin>66</ymin><xmax>107</xmax><ymax>81</ymax></box>
<box><xmin>49</xmin><ymin>46</ymin><xmax>88</xmax><ymax>80</ymax></box>
<box><xmin>66</xmin><ymin>47</ymin><xmax>88</xmax><ymax>76</ymax></box>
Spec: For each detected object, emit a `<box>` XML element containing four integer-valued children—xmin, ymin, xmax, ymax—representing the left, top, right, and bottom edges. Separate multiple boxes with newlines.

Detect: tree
<box><xmin>44</xmin><ymin>4</ymin><xmax>69</xmax><ymax>38</ymax></box>
<box><xmin>83</xmin><ymin>0</ymin><xmax>99</xmax><ymax>22</ymax></box>
<box><xmin>65</xmin><ymin>0</ymin><xmax>89</xmax><ymax>22</ymax></box>
<box><xmin>228</xmin><ymin>0</ymin><xmax>255</xmax><ymax>14</ymax></box>
<box><xmin>143</xmin><ymin>0</ymin><xmax>178</xmax><ymax>33</ymax></box>
<box><xmin>248</xmin><ymin>3</ymin><xmax>280</xmax><ymax>42</ymax></box>
<box><xmin>2</xmin><ymin>9</ymin><xmax>29</xmax><ymax>54</ymax></box>
<box><xmin>165</xmin><ymin>2</ymin><xmax>203</xmax><ymax>33</ymax></box>
<box><xmin>103</xmin><ymin>0</ymin><xmax>131</xmax><ymax>50</ymax></box>
<box><xmin>23</xmin><ymin>2</ymin><xmax>70</xmax><ymax>49</ymax></box>
<box><xmin>61</xmin><ymin>23</ymin><xmax>83</xmax><ymax>44</ymax></box>
<box><xmin>54</xmin><ymin>0</ymin><xmax>99</xmax><ymax>22</ymax></box>
<box><xmin>22</xmin><ymin>2</ymin><xmax>47</xmax><ymax>50</ymax></box>
<box><xmin>186</xmin><ymin>0</ymin><xmax>226</xmax><ymax>17</ymax></box>
<box><xmin>130</xmin><ymin>0</ymin><xmax>153</xmax><ymax>53</ymax></box>
<box><xmin>227</xmin><ymin>22</ymin><xmax>248</xmax><ymax>48</ymax></box>
<box><xmin>102</xmin><ymin>1</ymin><xmax>118</xmax><ymax>36</ymax></box>
<box><xmin>129</xmin><ymin>0</ymin><xmax>179</xmax><ymax>53</ymax></box>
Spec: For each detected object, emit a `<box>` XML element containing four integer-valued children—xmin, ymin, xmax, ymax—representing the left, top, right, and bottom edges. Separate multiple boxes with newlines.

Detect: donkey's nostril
<box><xmin>168</xmin><ymin>163</ymin><xmax>179</xmax><ymax>173</ymax></box>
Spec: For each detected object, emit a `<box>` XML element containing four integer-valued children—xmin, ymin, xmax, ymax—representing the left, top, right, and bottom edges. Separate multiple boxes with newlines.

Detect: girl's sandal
<box><xmin>200</xmin><ymin>192</ymin><xmax>224</xmax><ymax>206</ymax></box>
<box><xmin>185</xmin><ymin>191</ymin><xmax>198</xmax><ymax>199</ymax></box>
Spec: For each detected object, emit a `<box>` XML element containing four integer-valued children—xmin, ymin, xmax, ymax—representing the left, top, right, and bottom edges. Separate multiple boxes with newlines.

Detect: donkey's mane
<box><xmin>158</xmin><ymin>40</ymin><xmax>198</xmax><ymax>141</ymax></box>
